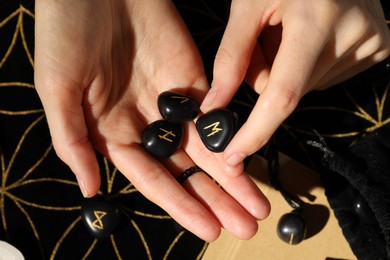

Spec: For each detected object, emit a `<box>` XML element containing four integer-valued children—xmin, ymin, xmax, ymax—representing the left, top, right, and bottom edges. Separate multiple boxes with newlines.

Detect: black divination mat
<box><xmin>0</xmin><ymin>0</ymin><xmax>389</xmax><ymax>259</ymax></box>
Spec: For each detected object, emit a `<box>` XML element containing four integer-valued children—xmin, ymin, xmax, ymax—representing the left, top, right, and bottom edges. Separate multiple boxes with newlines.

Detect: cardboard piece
<box><xmin>203</xmin><ymin>154</ymin><xmax>356</xmax><ymax>260</ymax></box>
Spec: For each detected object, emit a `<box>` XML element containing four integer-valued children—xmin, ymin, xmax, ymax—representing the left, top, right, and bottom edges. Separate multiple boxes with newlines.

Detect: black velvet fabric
<box><xmin>309</xmin><ymin>124</ymin><xmax>390</xmax><ymax>260</ymax></box>
<box><xmin>268</xmin><ymin>55</ymin><xmax>390</xmax><ymax>259</ymax></box>
<box><xmin>0</xmin><ymin>0</ymin><xmax>389</xmax><ymax>259</ymax></box>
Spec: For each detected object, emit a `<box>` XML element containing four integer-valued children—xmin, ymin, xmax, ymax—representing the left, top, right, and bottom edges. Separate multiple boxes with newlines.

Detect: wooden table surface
<box><xmin>203</xmin><ymin>153</ymin><xmax>356</xmax><ymax>260</ymax></box>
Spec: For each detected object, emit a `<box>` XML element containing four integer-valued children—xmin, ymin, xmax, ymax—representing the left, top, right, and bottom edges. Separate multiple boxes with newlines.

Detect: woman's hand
<box><xmin>201</xmin><ymin>0</ymin><xmax>390</xmax><ymax>170</ymax></box>
<box><xmin>34</xmin><ymin>0</ymin><xmax>270</xmax><ymax>241</ymax></box>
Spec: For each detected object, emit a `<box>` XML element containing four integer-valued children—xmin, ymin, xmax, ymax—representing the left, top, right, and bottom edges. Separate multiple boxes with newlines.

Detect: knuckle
<box><xmin>135</xmin><ymin>165</ymin><xmax>166</xmax><ymax>192</ymax></box>
<box><xmin>251</xmin><ymin>138</ymin><xmax>269</xmax><ymax>154</ymax></box>
<box><xmin>242</xmin><ymin>135</ymin><xmax>268</xmax><ymax>154</ymax></box>
<box><xmin>214</xmin><ymin>47</ymin><xmax>235</xmax><ymax>71</ymax></box>
<box><xmin>236</xmin><ymin>124</ymin><xmax>270</xmax><ymax>155</ymax></box>
<box><xmin>255</xmin><ymin>138</ymin><xmax>269</xmax><ymax>151</ymax></box>
<box><xmin>376</xmin><ymin>32</ymin><xmax>390</xmax><ymax>59</ymax></box>
<box><xmin>358</xmin><ymin>33</ymin><xmax>390</xmax><ymax>62</ymax></box>
<box><xmin>214</xmin><ymin>46</ymin><xmax>247</xmax><ymax>84</ymax></box>
<box><xmin>267</xmin><ymin>87</ymin><xmax>300</xmax><ymax>115</ymax></box>
<box><xmin>52</xmin><ymin>141</ymin><xmax>67</xmax><ymax>161</ymax></box>
<box><xmin>52</xmin><ymin>135</ymin><xmax>90</xmax><ymax>163</ymax></box>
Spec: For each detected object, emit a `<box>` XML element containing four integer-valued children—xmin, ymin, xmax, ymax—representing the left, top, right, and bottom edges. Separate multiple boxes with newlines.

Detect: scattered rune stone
<box><xmin>81</xmin><ymin>197</ymin><xmax>122</xmax><ymax>239</ymax></box>
<box><xmin>277</xmin><ymin>211</ymin><xmax>306</xmax><ymax>245</ymax></box>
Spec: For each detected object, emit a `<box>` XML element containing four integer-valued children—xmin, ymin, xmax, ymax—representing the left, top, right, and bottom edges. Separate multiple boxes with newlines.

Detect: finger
<box><xmin>184</xmin><ymin>122</ymin><xmax>271</xmax><ymax>221</ymax></box>
<box><xmin>314</xmin><ymin>40</ymin><xmax>390</xmax><ymax>89</ymax></box>
<box><xmin>244</xmin><ymin>43</ymin><xmax>270</xmax><ymax>93</ymax></box>
<box><xmin>34</xmin><ymin>76</ymin><xmax>101</xmax><ymax>198</ymax></box>
<box><xmin>245</xmin><ymin>25</ymin><xmax>285</xmax><ymax>93</ymax></box>
<box><xmin>201</xmin><ymin>0</ymin><xmax>264</xmax><ymax>111</ymax></box>
<box><xmin>316</xmin><ymin>54</ymin><xmax>389</xmax><ymax>90</ymax></box>
<box><xmin>34</xmin><ymin>1</ymin><xmax>101</xmax><ymax>197</ymax></box>
<box><xmin>163</xmin><ymin>150</ymin><xmax>260</xmax><ymax>240</ymax></box>
<box><xmin>307</xmin><ymin>12</ymin><xmax>390</xmax><ymax>90</ymax></box>
<box><xmin>223</xmin><ymin>11</ymin><xmax>329</xmax><ymax>166</ymax></box>
<box><xmin>182</xmin><ymin>171</ymin><xmax>260</xmax><ymax>240</ymax></box>
<box><xmin>107</xmin><ymin>144</ymin><xmax>222</xmax><ymax>242</ymax></box>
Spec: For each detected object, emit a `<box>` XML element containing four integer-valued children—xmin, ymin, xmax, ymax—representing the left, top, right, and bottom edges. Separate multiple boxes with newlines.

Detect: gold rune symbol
<box><xmin>158</xmin><ymin>128</ymin><xmax>176</xmax><ymax>142</ymax></box>
<box><xmin>92</xmin><ymin>211</ymin><xmax>107</xmax><ymax>230</ymax></box>
<box><xmin>172</xmin><ymin>96</ymin><xmax>189</xmax><ymax>103</ymax></box>
<box><xmin>204</xmin><ymin>122</ymin><xmax>223</xmax><ymax>137</ymax></box>
<box><xmin>289</xmin><ymin>233</ymin><xmax>295</xmax><ymax>245</ymax></box>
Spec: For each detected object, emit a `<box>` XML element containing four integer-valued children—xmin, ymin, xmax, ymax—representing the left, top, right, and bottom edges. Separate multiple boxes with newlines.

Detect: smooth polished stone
<box><xmin>158</xmin><ymin>91</ymin><xmax>200</xmax><ymax>123</ymax></box>
<box><xmin>81</xmin><ymin>197</ymin><xmax>122</xmax><ymax>239</ymax></box>
<box><xmin>353</xmin><ymin>193</ymin><xmax>377</xmax><ymax>225</ymax></box>
<box><xmin>277</xmin><ymin>211</ymin><xmax>306</xmax><ymax>245</ymax></box>
<box><xmin>196</xmin><ymin>108</ymin><xmax>237</xmax><ymax>152</ymax></box>
<box><xmin>142</xmin><ymin>120</ymin><xmax>183</xmax><ymax>158</ymax></box>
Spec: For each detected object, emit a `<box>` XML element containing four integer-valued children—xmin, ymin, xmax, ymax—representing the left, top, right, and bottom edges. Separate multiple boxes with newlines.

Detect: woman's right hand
<box><xmin>202</xmin><ymin>0</ymin><xmax>390</xmax><ymax>170</ymax></box>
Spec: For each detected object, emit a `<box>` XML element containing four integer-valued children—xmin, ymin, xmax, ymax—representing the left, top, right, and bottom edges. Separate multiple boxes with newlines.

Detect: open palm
<box><xmin>34</xmin><ymin>0</ymin><xmax>270</xmax><ymax>241</ymax></box>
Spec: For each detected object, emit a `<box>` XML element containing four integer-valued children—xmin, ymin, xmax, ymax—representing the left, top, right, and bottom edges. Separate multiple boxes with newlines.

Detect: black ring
<box><xmin>177</xmin><ymin>166</ymin><xmax>203</xmax><ymax>184</ymax></box>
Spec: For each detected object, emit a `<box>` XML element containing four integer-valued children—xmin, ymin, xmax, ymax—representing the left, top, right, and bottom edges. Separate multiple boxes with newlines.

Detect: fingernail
<box><xmin>226</xmin><ymin>153</ymin><xmax>246</xmax><ymax>167</ymax></box>
<box><xmin>75</xmin><ymin>175</ymin><xmax>89</xmax><ymax>198</ymax></box>
<box><xmin>200</xmin><ymin>88</ymin><xmax>217</xmax><ymax>111</ymax></box>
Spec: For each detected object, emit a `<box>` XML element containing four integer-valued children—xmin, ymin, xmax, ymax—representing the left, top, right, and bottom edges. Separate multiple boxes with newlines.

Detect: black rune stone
<box><xmin>277</xmin><ymin>211</ymin><xmax>306</xmax><ymax>245</ymax></box>
<box><xmin>81</xmin><ymin>197</ymin><xmax>122</xmax><ymax>240</ymax></box>
<box><xmin>158</xmin><ymin>91</ymin><xmax>200</xmax><ymax>123</ymax></box>
<box><xmin>353</xmin><ymin>193</ymin><xmax>377</xmax><ymax>225</ymax></box>
<box><xmin>196</xmin><ymin>108</ymin><xmax>237</xmax><ymax>153</ymax></box>
<box><xmin>142</xmin><ymin>120</ymin><xmax>183</xmax><ymax>158</ymax></box>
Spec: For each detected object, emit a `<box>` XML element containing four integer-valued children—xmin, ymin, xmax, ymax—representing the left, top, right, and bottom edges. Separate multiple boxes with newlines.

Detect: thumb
<box><xmin>201</xmin><ymin>0</ymin><xmax>266</xmax><ymax>111</ymax></box>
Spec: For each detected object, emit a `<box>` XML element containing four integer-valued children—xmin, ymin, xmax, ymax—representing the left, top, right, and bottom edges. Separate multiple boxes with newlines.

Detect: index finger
<box><xmin>223</xmin><ymin>13</ymin><xmax>329</xmax><ymax>167</ymax></box>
